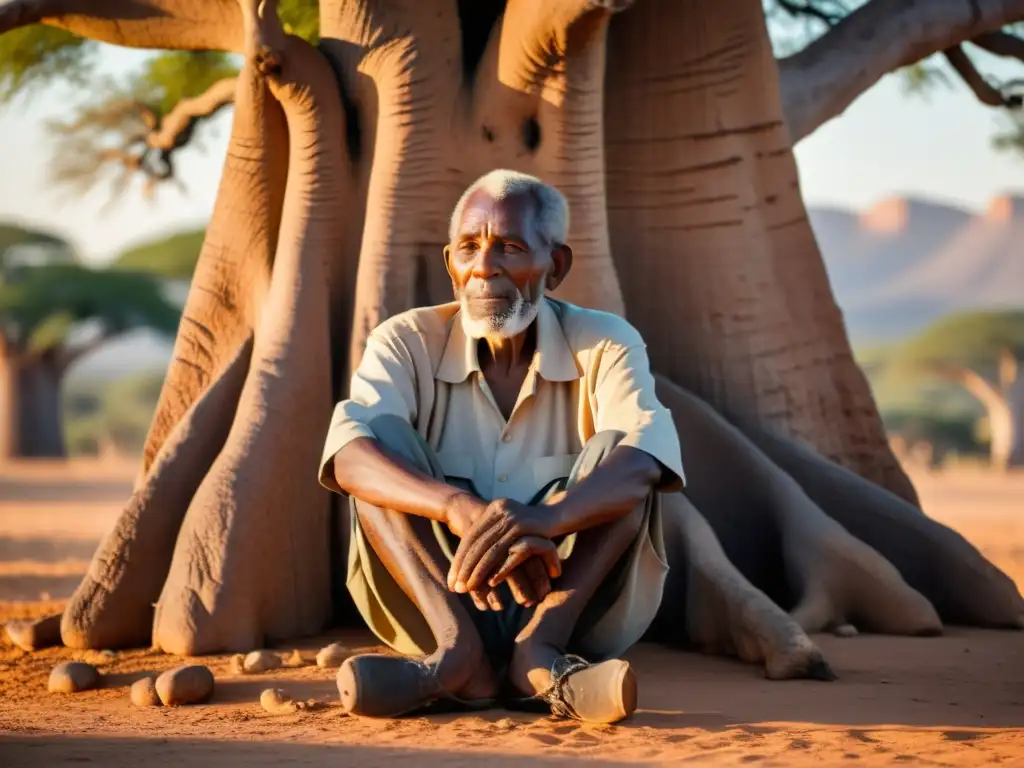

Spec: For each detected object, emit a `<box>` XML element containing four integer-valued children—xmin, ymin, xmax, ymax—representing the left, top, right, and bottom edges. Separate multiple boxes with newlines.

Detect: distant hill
<box><xmin>810</xmin><ymin>193</ymin><xmax>1024</xmax><ymax>344</ymax></box>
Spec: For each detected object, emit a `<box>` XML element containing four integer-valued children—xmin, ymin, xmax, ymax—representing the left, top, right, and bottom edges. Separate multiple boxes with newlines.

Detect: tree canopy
<box><xmin>0</xmin><ymin>262</ymin><xmax>180</xmax><ymax>362</ymax></box>
<box><xmin>898</xmin><ymin>309</ymin><xmax>1024</xmax><ymax>375</ymax></box>
<box><xmin>1</xmin><ymin>0</ymin><xmax>1021</xmax><ymax>206</ymax></box>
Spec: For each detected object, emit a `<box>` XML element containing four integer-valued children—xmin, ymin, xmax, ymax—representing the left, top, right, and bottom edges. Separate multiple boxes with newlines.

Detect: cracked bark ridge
<box><xmin>1</xmin><ymin>0</ymin><xmax>1016</xmax><ymax>670</ymax></box>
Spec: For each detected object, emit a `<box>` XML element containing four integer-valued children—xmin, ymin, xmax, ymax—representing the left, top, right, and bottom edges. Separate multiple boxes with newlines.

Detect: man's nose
<box><xmin>470</xmin><ymin>243</ymin><xmax>502</xmax><ymax>279</ymax></box>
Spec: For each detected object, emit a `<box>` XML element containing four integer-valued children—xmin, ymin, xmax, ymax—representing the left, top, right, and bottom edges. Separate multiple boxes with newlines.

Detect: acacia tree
<box><xmin>0</xmin><ymin>249</ymin><xmax>180</xmax><ymax>458</ymax></box>
<box><xmin>901</xmin><ymin>311</ymin><xmax>1024</xmax><ymax>470</ymax></box>
<box><xmin>1</xmin><ymin>0</ymin><xmax>1022</xmax><ymax>673</ymax></box>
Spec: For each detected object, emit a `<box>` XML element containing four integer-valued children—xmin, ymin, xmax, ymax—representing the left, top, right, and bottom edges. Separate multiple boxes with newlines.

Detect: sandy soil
<box><xmin>1</xmin><ymin>460</ymin><xmax>1022</xmax><ymax>766</ymax></box>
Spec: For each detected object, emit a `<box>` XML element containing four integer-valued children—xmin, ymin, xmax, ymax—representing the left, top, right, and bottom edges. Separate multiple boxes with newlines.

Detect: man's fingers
<box><xmin>469</xmin><ymin>589</ymin><xmax>490</xmax><ymax>611</ymax></box>
<box><xmin>487</xmin><ymin>547</ymin><xmax>534</xmax><ymax>588</ymax></box>
<box><xmin>505</xmin><ymin>573</ymin><xmax>534</xmax><ymax>606</ymax></box>
<box><xmin>449</xmin><ymin>515</ymin><xmax>508</xmax><ymax>591</ymax></box>
<box><xmin>464</xmin><ymin>533</ymin><xmax>518</xmax><ymax>592</ymax></box>
<box><xmin>486</xmin><ymin>588</ymin><xmax>504</xmax><ymax>611</ymax></box>
<box><xmin>523</xmin><ymin>557</ymin><xmax>551</xmax><ymax>601</ymax></box>
<box><xmin>538</xmin><ymin>544</ymin><xmax>562</xmax><ymax>579</ymax></box>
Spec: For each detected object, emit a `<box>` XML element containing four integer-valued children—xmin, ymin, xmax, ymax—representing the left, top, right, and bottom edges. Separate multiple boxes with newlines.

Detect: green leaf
<box><xmin>26</xmin><ymin>310</ymin><xmax>75</xmax><ymax>354</ymax></box>
<box><xmin>897</xmin><ymin>310</ymin><xmax>1024</xmax><ymax>375</ymax></box>
<box><xmin>279</xmin><ymin>0</ymin><xmax>320</xmax><ymax>44</ymax></box>
<box><xmin>113</xmin><ymin>228</ymin><xmax>205</xmax><ymax>279</ymax></box>
<box><xmin>0</xmin><ymin>263</ymin><xmax>181</xmax><ymax>351</ymax></box>
<box><xmin>0</xmin><ymin>25</ymin><xmax>95</xmax><ymax>104</ymax></box>
<box><xmin>135</xmin><ymin>51</ymin><xmax>240</xmax><ymax>117</ymax></box>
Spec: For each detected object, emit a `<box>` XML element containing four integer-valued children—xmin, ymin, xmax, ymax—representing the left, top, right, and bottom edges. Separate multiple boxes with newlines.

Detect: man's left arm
<box><xmin>448</xmin><ymin>340</ymin><xmax>684</xmax><ymax>594</ymax></box>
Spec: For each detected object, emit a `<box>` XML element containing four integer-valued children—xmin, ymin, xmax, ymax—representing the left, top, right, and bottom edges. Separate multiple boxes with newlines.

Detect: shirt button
<box><xmin>497</xmin><ymin>474</ymin><xmax>508</xmax><ymax>483</ymax></box>
<box><xmin>501</xmin><ymin>433</ymin><xmax>512</xmax><ymax>443</ymax></box>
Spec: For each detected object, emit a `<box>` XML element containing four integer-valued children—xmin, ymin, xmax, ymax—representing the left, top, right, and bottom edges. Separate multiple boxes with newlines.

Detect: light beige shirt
<box><xmin>319</xmin><ymin>297</ymin><xmax>684</xmax><ymax>502</ymax></box>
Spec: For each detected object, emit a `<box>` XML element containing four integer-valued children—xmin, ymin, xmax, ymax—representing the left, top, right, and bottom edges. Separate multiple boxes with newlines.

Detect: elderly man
<box><xmin>319</xmin><ymin>169</ymin><xmax>684</xmax><ymax>723</ymax></box>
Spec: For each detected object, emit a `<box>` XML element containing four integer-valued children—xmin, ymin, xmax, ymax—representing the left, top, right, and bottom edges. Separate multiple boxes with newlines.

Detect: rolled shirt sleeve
<box><xmin>593</xmin><ymin>342</ymin><xmax>685</xmax><ymax>491</ymax></box>
<box><xmin>318</xmin><ymin>333</ymin><xmax>419</xmax><ymax>493</ymax></box>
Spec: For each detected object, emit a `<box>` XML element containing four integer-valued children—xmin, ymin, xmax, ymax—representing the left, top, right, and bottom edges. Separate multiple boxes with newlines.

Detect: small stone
<box><xmin>284</xmin><ymin>649</ymin><xmax>307</xmax><ymax>668</ymax></box>
<box><xmin>230</xmin><ymin>654</ymin><xmax>246</xmax><ymax>674</ymax></box>
<box><xmin>130</xmin><ymin>676</ymin><xmax>161</xmax><ymax>707</ymax></box>
<box><xmin>48</xmin><ymin>661</ymin><xmax>99</xmax><ymax>693</ymax></box>
<box><xmin>260</xmin><ymin>687</ymin><xmax>298</xmax><ymax>715</ymax></box>
<box><xmin>100</xmin><ymin>649</ymin><xmax>116</xmax><ymax>659</ymax></box>
<box><xmin>5</xmin><ymin>614</ymin><xmax>62</xmax><ymax>652</ymax></box>
<box><xmin>316</xmin><ymin>643</ymin><xmax>347</xmax><ymax>669</ymax></box>
<box><xmin>155</xmin><ymin>665</ymin><xmax>215</xmax><ymax>706</ymax></box>
<box><xmin>833</xmin><ymin>624</ymin><xmax>858</xmax><ymax>638</ymax></box>
<box><xmin>243</xmin><ymin>650</ymin><xmax>282</xmax><ymax>674</ymax></box>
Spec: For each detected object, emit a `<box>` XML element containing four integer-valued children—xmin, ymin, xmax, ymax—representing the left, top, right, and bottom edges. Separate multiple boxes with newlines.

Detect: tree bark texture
<box><xmin>3</xmin><ymin>0</ymin><xmax>1019</xmax><ymax>668</ymax></box>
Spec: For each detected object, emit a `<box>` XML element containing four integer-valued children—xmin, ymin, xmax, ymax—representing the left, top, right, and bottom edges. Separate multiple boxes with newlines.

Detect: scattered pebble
<box><xmin>261</xmin><ymin>687</ymin><xmax>298</xmax><ymax>715</ymax></box>
<box><xmin>284</xmin><ymin>649</ymin><xmax>307</xmax><ymax>668</ymax></box>
<box><xmin>833</xmin><ymin>624</ymin><xmax>858</xmax><ymax>638</ymax></box>
<box><xmin>5</xmin><ymin>614</ymin><xmax>62</xmax><ymax>652</ymax></box>
<box><xmin>316</xmin><ymin>643</ymin><xmax>347</xmax><ymax>668</ymax></box>
<box><xmin>243</xmin><ymin>650</ymin><xmax>282</xmax><ymax>674</ymax></box>
<box><xmin>230</xmin><ymin>654</ymin><xmax>246</xmax><ymax>675</ymax></box>
<box><xmin>130</xmin><ymin>676</ymin><xmax>161</xmax><ymax>707</ymax></box>
<box><xmin>48</xmin><ymin>661</ymin><xmax>99</xmax><ymax>693</ymax></box>
<box><xmin>155</xmin><ymin>665</ymin><xmax>215</xmax><ymax>706</ymax></box>
<box><xmin>100</xmin><ymin>649</ymin><xmax>117</xmax><ymax>659</ymax></box>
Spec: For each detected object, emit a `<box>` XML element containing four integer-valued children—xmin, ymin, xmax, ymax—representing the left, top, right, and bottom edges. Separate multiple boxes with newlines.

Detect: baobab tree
<box><xmin>902</xmin><ymin>310</ymin><xmax>1024</xmax><ymax>470</ymax></box>
<box><xmin>0</xmin><ymin>249</ymin><xmax>179</xmax><ymax>458</ymax></box>
<box><xmin>1</xmin><ymin>0</ymin><xmax>1021</xmax><ymax>676</ymax></box>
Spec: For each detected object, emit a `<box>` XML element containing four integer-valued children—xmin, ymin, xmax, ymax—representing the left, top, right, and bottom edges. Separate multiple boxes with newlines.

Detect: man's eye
<box><xmin>460</xmin><ymin>241</ymin><xmax>479</xmax><ymax>252</ymax></box>
<box><xmin>505</xmin><ymin>243</ymin><xmax>524</xmax><ymax>252</ymax></box>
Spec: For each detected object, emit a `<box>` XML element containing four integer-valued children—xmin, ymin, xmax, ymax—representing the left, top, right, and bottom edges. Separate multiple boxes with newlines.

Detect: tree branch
<box><xmin>779</xmin><ymin>0</ymin><xmax>1024</xmax><ymax>142</ymax></box>
<box><xmin>56</xmin><ymin>326</ymin><xmax>117</xmax><ymax>373</ymax></box>
<box><xmin>944</xmin><ymin>44</ymin><xmax>1019</xmax><ymax>107</ymax></box>
<box><xmin>0</xmin><ymin>0</ymin><xmax>242</xmax><ymax>52</ymax></box>
<box><xmin>146</xmin><ymin>76</ymin><xmax>237</xmax><ymax>151</ymax></box>
<box><xmin>929</xmin><ymin>362</ymin><xmax>1008</xmax><ymax>413</ymax></box>
<box><xmin>971</xmin><ymin>30</ymin><xmax>1024</xmax><ymax>60</ymax></box>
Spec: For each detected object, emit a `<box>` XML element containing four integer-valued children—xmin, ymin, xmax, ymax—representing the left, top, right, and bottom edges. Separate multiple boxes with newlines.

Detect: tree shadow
<box><xmin>0</xmin><ymin>735</ymin><xmax>629</xmax><ymax>768</ymax></box>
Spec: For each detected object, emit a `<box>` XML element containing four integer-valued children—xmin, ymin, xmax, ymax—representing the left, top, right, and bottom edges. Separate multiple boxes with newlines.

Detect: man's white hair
<box><xmin>448</xmin><ymin>169</ymin><xmax>570</xmax><ymax>245</ymax></box>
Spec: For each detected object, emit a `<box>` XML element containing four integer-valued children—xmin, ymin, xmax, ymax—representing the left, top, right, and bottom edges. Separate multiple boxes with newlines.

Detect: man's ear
<box><xmin>546</xmin><ymin>244</ymin><xmax>573</xmax><ymax>291</ymax></box>
<box><xmin>443</xmin><ymin>244</ymin><xmax>454</xmax><ymax>279</ymax></box>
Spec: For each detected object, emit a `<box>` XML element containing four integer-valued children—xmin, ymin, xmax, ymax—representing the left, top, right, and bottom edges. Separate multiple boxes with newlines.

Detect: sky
<box><xmin>0</xmin><ymin>47</ymin><xmax>1021</xmax><ymax>266</ymax></box>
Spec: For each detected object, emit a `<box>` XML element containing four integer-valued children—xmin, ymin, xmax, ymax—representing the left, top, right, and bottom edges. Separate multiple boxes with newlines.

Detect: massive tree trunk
<box><xmin>0</xmin><ymin>343</ymin><xmax>65</xmax><ymax>459</ymax></box>
<box><xmin>3</xmin><ymin>0</ymin><xmax>1020</xmax><ymax>670</ymax></box>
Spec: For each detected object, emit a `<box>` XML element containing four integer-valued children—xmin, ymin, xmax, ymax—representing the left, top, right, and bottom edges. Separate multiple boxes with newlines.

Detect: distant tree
<box><xmin>0</xmin><ymin>261</ymin><xmax>179</xmax><ymax>458</ymax></box>
<box><xmin>113</xmin><ymin>227</ymin><xmax>205</xmax><ymax>279</ymax></box>
<box><xmin>899</xmin><ymin>310</ymin><xmax>1024</xmax><ymax>469</ymax></box>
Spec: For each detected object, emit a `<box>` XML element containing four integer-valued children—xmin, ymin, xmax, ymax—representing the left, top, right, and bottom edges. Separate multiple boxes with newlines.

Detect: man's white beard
<box><xmin>460</xmin><ymin>284</ymin><xmax>544</xmax><ymax>340</ymax></box>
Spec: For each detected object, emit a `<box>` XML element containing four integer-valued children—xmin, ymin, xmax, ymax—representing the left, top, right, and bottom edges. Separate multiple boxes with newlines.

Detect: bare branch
<box><xmin>48</xmin><ymin>75</ymin><xmax>238</xmax><ymax>201</ymax></box>
<box><xmin>775</xmin><ymin>0</ymin><xmax>846</xmax><ymax>27</ymax></box>
<box><xmin>0</xmin><ymin>0</ymin><xmax>242</xmax><ymax>52</ymax></box>
<box><xmin>146</xmin><ymin>76</ymin><xmax>237</xmax><ymax>150</ymax></box>
<box><xmin>779</xmin><ymin>0</ymin><xmax>1024</xmax><ymax>142</ymax></box>
<box><xmin>944</xmin><ymin>44</ymin><xmax>1019</xmax><ymax>107</ymax></box>
<box><xmin>971</xmin><ymin>30</ymin><xmax>1024</xmax><ymax>60</ymax></box>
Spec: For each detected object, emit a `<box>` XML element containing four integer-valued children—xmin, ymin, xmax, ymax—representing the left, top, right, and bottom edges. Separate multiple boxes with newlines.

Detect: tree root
<box><xmin>61</xmin><ymin>336</ymin><xmax>253</xmax><ymax>650</ymax></box>
<box><xmin>655</xmin><ymin>376</ymin><xmax>944</xmax><ymax>649</ymax></box>
<box><xmin>748</xmin><ymin>428</ymin><xmax>1024</xmax><ymax>629</ymax></box>
<box><xmin>657</xmin><ymin>493</ymin><xmax>834</xmax><ymax>680</ymax></box>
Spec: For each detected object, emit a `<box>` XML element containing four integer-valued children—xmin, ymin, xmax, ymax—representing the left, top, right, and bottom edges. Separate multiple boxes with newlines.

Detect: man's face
<box><xmin>444</xmin><ymin>190</ymin><xmax>570</xmax><ymax>339</ymax></box>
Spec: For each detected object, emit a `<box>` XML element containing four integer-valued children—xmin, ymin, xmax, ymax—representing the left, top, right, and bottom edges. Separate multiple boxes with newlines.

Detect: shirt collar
<box><xmin>436</xmin><ymin>298</ymin><xmax>582</xmax><ymax>384</ymax></box>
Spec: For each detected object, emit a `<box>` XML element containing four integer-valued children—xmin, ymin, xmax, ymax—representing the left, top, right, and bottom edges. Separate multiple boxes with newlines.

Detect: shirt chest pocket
<box><xmin>531</xmin><ymin>453</ymin><xmax>581</xmax><ymax>500</ymax></box>
<box><xmin>437</xmin><ymin>451</ymin><xmax>477</xmax><ymax>495</ymax></box>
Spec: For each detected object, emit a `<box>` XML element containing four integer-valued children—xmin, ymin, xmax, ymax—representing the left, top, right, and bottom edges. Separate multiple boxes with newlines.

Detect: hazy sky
<box><xmin>0</xmin><ymin>48</ymin><xmax>1021</xmax><ymax>265</ymax></box>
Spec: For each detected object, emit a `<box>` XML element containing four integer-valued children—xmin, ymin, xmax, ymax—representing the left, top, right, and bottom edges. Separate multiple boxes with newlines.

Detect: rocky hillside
<box><xmin>810</xmin><ymin>194</ymin><xmax>1024</xmax><ymax>344</ymax></box>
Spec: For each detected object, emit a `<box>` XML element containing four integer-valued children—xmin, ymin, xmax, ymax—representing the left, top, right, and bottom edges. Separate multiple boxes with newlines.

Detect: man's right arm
<box><xmin>331</xmin><ymin>437</ymin><xmax>484</xmax><ymax>536</ymax></box>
